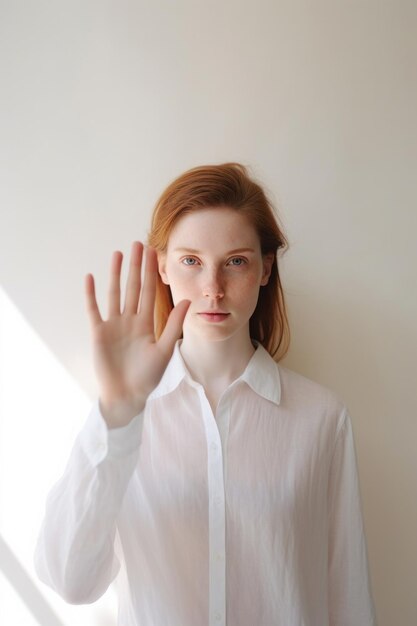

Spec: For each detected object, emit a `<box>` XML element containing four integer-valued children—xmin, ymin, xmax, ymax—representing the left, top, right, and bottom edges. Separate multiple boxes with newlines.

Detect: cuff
<box><xmin>79</xmin><ymin>398</ymin><xmax>146</xmax><ymax>467</ymax></box>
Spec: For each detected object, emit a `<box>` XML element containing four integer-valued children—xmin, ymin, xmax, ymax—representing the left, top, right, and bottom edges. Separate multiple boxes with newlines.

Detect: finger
<box><xmin>84</xmin><ymin>273</ymin><xmax>103</xmax><ymax>328</ymax></box>
<box><xmin>108</xmin><ymin>250</ymin><xmax>123</xmax><ymax>317</ymax></box>
<box><xmin>138</xmin><ymin>246</ymin><xmax>158</xmax><ymax>326</ymax></box>
<box><xmin>123</xmin><ymin>241</ymin><xmax>144</xmax><ymax>315</ymax></box>
<box><xmin>158</xmin><ymin>299</ymin><xmax>191</xmax><ymax>356</ymax></box>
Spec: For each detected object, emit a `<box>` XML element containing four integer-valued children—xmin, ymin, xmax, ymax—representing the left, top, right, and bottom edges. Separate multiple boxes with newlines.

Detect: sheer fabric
<box><xmin>34</xmin><ymin>340</ymin><xmax>376</xmax><ymax>625</ymax></box>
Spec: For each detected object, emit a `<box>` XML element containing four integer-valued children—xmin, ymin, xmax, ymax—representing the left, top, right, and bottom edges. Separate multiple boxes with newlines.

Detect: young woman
<box><xmin>34</xmin><ymin>163</ymin><xmax>377</xmax><ymax>625</ymax></box>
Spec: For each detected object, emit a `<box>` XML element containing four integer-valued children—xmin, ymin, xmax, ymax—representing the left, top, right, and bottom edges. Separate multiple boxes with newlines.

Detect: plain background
<box><xmin>1</xmin><ymin>1</ymin><xmax>416</xmax><ymax>625</ymax></box>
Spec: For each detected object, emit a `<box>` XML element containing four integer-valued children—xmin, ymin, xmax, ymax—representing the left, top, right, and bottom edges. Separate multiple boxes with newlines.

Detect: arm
<box><xmin>33</xmin><ymin>242</ymin><xmax>189</xmax><ymax>603</ymax></box>
<box><xmin>327</xmin><ymin>408</ymin><xmax>377</xmax><ymax>625</ymax></box>
<box><xmin>33</xmin><ymin>399</ymin><xmax>145</xmax><ymax>604</ymax></box>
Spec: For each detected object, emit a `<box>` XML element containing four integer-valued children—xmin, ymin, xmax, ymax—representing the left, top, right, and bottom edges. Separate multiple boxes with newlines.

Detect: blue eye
<box><xmin>181</xmin><ymin>256</ymin><xmax>246</xmax><ymax>267</ymax></box>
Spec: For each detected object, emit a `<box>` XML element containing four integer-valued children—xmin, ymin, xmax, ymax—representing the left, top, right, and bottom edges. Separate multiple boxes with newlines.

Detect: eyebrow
<box><xmin>173</xmin><ymin>247</ymin><xmax>256</xmax><ymax>254</ymax></box>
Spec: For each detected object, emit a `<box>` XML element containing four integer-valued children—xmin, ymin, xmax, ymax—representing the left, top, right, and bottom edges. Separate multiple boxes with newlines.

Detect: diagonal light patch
<box><xmin>0</xmin><ymin>534</ymin><xmax>63</xmax><ymax>625</ymax></box>
<box><xmin>0</xmin><ymin>287</ymin><xmax>117</xmax><ymax>625</ymax></box>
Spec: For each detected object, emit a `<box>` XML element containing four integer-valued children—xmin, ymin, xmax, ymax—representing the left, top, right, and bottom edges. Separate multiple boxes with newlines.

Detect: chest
<box><xmin>134</xmin><ymin>390</ymin><xmax>332</xmax><ymax>525</ymax></box>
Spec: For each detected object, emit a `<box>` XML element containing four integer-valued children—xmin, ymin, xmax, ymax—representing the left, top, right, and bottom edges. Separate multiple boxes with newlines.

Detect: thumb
<box><xmin>157</xmin><ymin>299</ymin><xmax>191</xmax><ymax>355</ymax></box>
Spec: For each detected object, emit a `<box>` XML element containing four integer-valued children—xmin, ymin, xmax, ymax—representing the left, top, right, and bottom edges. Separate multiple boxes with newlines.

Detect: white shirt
<box><xmin>34</xmin><ymin>339</ymin><xmax>377</xmax><ymax>626</ymax></box>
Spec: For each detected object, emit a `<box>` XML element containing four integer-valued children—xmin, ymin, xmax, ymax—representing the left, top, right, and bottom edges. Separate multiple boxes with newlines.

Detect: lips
<box><xmin>198</xmin><ymin>312</ymin><xmax>230</xmax><ymax>323</ymax></box>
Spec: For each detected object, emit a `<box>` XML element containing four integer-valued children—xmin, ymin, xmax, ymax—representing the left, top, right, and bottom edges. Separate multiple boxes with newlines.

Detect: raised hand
<box><xmin>84</xmin><ymin>241</ymin><xmax>190</xmax><ymax>428</ymax></box>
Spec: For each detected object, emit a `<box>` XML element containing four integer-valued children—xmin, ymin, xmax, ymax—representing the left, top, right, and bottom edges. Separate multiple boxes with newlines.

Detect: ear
<box><xmin>260</xmin><ymin>252</ymin><xmax>274</xmax><ymax>286</ymax></box>
<box><xmin>157</xmin><ymin>252</ymin><xmax>170</xmax><ymax>285</ymax></box>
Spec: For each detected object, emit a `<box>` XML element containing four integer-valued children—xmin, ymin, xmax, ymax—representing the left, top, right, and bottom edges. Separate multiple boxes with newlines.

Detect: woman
<box><xmin>34</xmin><ymin>162</ymin><xmax>377</xmax><ymax>625</ymax></box>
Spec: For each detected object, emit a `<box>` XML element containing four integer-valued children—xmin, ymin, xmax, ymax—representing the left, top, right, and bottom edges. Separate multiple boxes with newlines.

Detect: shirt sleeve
<box><xmin>33</xmin><ymin>398</ymin><xmax>145</xmax><ymax>604</ymax></box>
<box><xmin>327</xmin><ymin>408</ymin><xmax>377</xmax><ymax>626</ymax></box>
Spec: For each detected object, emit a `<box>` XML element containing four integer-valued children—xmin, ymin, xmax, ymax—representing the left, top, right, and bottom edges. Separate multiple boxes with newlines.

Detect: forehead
<box><xmin>167</xmin><ymin>207</ymin><xmax>260</xmax><ymax>251</ymax></box>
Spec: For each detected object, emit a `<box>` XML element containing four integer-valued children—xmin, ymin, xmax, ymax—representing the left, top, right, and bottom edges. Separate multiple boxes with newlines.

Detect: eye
<box><xmin>228</xmin><ymin>257</ymin><xmax>246</xmax><ymax>266</ymax></box>
<box><xmin>181</xmin><ymin>257</ymin><xmax>199</xmax><ymax>266</ymax></box>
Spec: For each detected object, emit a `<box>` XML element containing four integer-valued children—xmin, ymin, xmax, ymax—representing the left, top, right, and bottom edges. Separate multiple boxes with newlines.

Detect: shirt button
<box><xmin>215</xmin><ymin>612</ymin><xmax>222</xmax><ymax>621</ymax></box>
<box><xmin>216</xmin><ymin>551</ymin><xmax>223</xmax><ymax>561</ymax></box>
<box><xmin>210</xmin><ymin>442</ymin><xmax>218</xmax><ymax>451</ymax></box>
<box><xmin>215</xmin><ymin>496</ymin><xmax>222</xmax><ymax>505</ymax></box>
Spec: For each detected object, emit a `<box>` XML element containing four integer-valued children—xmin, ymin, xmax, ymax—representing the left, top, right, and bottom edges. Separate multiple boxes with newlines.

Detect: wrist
<box><xmin>99</xmin><ymin>395</ymin><xmax>147</xmax><ymax>429</ymax></box>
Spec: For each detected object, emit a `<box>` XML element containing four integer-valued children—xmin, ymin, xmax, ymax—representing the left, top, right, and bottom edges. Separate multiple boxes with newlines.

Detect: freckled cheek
<box><xmin>165</xmin><ymin>270</ymin><xmax>198</xmax><ymax>298</ymax></box>
<box><xmin>240</xmin><ymin>272</ymin><xmax>259</xmax><ymax>287</ymax></box>
<box><xmin>228</xmin><ymin>274</ymin><xmax>260</xmax><ymax>301</ymax></box>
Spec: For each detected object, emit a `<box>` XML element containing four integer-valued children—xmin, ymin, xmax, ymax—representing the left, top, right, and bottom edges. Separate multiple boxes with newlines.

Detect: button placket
<box><xmin>198</xmin><ymin>388</ymin><xmax>227</xmax><ymax>626</ymax></box>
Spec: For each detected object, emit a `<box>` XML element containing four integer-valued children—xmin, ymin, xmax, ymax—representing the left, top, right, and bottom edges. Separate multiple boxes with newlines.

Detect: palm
<box><xmin>85</xmin><ymin>242</ymin><xmax>190</xmax><ymax>413</ymax></box>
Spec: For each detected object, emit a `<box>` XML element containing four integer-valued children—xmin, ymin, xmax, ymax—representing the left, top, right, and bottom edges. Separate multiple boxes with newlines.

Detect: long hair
<box><xmin>147</xmin><ymin>162</ymin><xmax>290</xmax><ymax>360</ymax></box>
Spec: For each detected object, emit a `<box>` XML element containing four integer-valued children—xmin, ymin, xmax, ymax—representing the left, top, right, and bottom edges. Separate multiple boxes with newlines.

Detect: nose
<box><xmin>202</xmin><ymin>269</ymin><xmax>225</xmax><ymax>299</ymax></box>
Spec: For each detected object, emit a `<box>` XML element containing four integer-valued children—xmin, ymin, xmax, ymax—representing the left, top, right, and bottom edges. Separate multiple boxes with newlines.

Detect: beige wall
<box><xmin>1</xmin><ymin>2</ymin><xmax>416</xmax><ymax>624</ymax></box>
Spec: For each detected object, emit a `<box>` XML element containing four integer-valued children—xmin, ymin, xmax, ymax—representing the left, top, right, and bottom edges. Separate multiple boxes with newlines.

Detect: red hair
<box><xmin>147</xmin><ymin>162</ymin><xmax>290</xmax><ymax>360</ymax></box>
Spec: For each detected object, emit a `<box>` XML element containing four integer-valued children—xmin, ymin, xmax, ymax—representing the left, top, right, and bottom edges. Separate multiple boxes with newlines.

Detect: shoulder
<box><xmin>276</xmin><ymin>362</ymin><xmax>346</xmax><ymax>422</ymax></box>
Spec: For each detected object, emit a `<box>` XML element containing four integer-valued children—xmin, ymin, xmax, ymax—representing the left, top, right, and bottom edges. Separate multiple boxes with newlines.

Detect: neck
<box><xmin>179</xmin><ymin>328</ymin><xmax>256</xmax><ymax>390</ymax></box>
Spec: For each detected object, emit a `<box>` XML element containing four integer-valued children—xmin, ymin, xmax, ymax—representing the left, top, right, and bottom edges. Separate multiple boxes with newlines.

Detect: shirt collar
<box><xmin>149</xmin><ymin>339</ymin><xmax>281</xmax><ymax>406</ymax></box>
<box><xmin>239</xmin><ymin>340</ymin><xmax>281</xmax><ymax>406</ymax></box>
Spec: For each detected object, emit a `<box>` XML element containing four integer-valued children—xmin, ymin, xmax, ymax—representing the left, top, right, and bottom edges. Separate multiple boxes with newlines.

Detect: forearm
<box><xmin>34</xmin><ymin>400</ymin><xmax>144</xmax><ymax>603</ymax></box>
